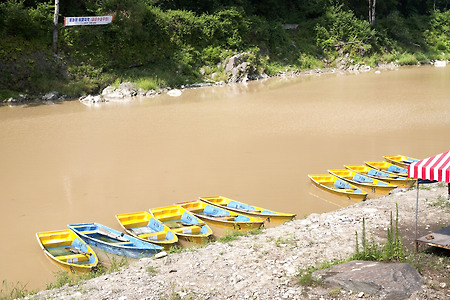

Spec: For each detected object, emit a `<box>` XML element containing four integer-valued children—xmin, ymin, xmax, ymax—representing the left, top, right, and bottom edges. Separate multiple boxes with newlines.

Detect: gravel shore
<box><xmin>26</xmin><ymin>184</ymin><xmax>450</xmax><ymax>300</ymax></box>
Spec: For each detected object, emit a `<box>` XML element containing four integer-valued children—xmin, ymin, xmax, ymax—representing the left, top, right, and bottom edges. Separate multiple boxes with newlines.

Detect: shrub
<box><xmin>315</xmin><ymin>5</ymin><xmax>375</xmax><ymax>58</ymax></box>
<box><xmin>425</xmin><ymin>10</ymin><xmax>450</xmax><ymax>55</ymax></box>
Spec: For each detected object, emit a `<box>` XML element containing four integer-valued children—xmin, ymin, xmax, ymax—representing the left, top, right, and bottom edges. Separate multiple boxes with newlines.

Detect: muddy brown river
<box><xmin>1</xmin><ymin>65</ymin><xmax>449</xmax><ymax>290</ymax></box>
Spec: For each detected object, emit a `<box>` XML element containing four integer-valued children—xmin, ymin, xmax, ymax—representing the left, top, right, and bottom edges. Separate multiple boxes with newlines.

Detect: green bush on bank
<box><xmin>0</xmin><ymin>1</ymin><xmax>449</xmax><ymax>100</ymax></box>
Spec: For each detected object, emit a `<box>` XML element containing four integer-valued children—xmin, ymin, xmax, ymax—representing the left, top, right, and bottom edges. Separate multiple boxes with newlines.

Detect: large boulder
<box><xmin>312</xmin><ymin>260</ymin><xmax>422</xmax><ymax>299</ymax></box>
<box><xmin>222</xmin><ymin>53</ymin><xmax>266</xmax><ymax>83</ymax></box>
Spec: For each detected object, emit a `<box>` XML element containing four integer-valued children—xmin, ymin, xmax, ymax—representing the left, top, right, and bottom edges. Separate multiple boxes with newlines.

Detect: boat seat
<box><xmin>171</xmin><ymin>225</ymin><xmax>202</xmax><ymax>234</ymax></box>
<box><xmin>353</xmin><ymin>173</ymin><xmax>372</xmax><ymax>183</ymax></box>
<box><xmin>334</xmin><ymin>179</ymin><xmax>352</xmax><ymax>189</ymax></box>
<box><xmin>55</xmin><ymin>253</ymin><xmax>90</xmax><ymax>263</ymax></box>
<box><xmin>113</xmin><ymin>241</ymin><xmax>134</xmax><ymax>246</ymax></box>
<box><xmin>42</xmin><ymin>239</ymin><xmax>72</xmax><ymax>248</ymax></box>
<box><xmin>121</xmin><ymin>220</ymin><xmax>149</xmax><ymax>228</ymax></box>
<box><xmin>139</xmin><ymin>232</ymin><xmax>166</xmax><ymax>241</ymax></box>
<box><xmin>80</xmin><ymin>230</ymin><xmax>97</xmax><ymax>235</ymax></box>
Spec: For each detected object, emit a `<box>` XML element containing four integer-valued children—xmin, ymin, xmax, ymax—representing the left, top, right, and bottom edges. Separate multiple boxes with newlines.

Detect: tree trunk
<box><xmin>53</xmin><ymin>0</ymin><xmax>60</xmax><ymax>53</ymax></box>
<box><xmin>368</xmin><ymin>0</ymin><xmax>376</xmax><ymax>27</ymax></box>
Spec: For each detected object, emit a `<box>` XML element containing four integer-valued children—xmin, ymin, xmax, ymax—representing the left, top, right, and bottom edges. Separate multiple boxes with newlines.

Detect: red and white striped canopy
<box><xmin>408</xmin><ymin>151</ymin><xmax>450</xmax><ymax>182</ymax></box>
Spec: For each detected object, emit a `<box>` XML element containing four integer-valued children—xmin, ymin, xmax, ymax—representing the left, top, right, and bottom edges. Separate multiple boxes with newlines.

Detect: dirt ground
<box><xmin>25</xmin><ymin>183</ymin><xmax>450</xmax><ymax>300</ymax></box>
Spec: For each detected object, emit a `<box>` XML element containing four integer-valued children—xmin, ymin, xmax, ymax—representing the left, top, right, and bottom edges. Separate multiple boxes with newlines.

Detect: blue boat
<box><xmin>68</xmin><ymin>222</ymin><xmax>163</xmax><ymax>259</ymax></box>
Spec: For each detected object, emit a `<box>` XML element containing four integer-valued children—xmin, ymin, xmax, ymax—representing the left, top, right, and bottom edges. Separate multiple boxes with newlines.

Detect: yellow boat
<box><xmin>328</xmin><ymin>169</ymin><xmax>398</xmax><ymax>198</ymax></box>
<box><xmin>149</xmin><ymin>205</ymin><xmax>213</xmax><ymax>247</ymax></box>
<box><xmin>115</xmin><ymin>211</ymin><xmax>178</xmax><ymax>250</ymax></box>
<box><xmin>383</xmin><ymin>155</ymin><xmax>419</xmax><ymax>168</ymax></box>
<box><xmin>364</xmin><ymin>161</ymin><xmax>409</xmax><ymax>177</ymax></box>
<box><xmin>308</xmin><ymin>174</ymin><xmax>368</xmax><ymax>201</ymax></box>
<box><xmin>174</xmin><ymin>200</ymin><xmax>265</xmax><ymax>238</ymax></box>
<box><xmin>36</xmin><ymin>229</ymin><xmax>98</xmax><ymax>273</ymax></box>
<box><xmin>344</xmin><ymin>165</ymin><xmax>416</xmax><ymax>188</ymax></box>
<box><xmin>199</xmin><ymin>196</ymin><xmax>295</xmax><ymax>228</ymax></box>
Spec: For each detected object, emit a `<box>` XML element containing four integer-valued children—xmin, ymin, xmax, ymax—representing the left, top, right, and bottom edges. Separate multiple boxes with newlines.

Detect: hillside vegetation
<box><xmin>0</xmin><ymin>0</ymin><xmax>449</xmax><ymax>100</ymax></box>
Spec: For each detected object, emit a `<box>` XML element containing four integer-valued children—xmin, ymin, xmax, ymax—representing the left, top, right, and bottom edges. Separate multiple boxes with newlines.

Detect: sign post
<box><xmin>53</xmin><ymin>0</ymin><xmax>59</xmax><ymax>53</ymax></box>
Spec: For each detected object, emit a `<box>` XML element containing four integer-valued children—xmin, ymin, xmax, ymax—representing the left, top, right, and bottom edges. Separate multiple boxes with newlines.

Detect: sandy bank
<box><xmin>26</xmin><ymin>184</ymin><xmax>449</xmax><ymax>299</ymax></box>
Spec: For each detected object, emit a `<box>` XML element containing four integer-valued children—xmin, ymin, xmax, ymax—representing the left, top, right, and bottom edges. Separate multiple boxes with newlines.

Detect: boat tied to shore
<box><xmin>328</xmin><ymin>169</ymin><xmax>398</xmax><ymax>198</ymax></box>
<box><xmin>149</xmin><ymin>205</ymin><xmax>213</xmax><ymax>247</ymax></box>
<box><xmin>174</xmin><ymin>200</ymin><xmax>265</xmax><ymax>237</ymax></box>
<box><xmin>115</xmin><ymin>211</ymin><xmax>178</xmax><ymax>250</ymax></box>
<box><xmin>68</xmin><ymin>222</ymin><xmax>164</xmax><ymax>259</ymax></box>
<box><xmin>36</xmin><ymin>229</ymin><xmax>98</xmax><ymax>273</ymax></box>
<box><xmin>308</xmin><ymin>174</ymin><xmax>368</xmax><ymax>201</ymax></box>
<box><xmin>198</xmin><ymin>196</ymin><xmax>295</xmax><ymax>228</ymax></box>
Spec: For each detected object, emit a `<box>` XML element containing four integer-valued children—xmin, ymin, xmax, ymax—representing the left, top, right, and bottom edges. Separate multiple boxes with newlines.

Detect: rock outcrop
<box><xmin>313</xmin><ymin>260</ymin><xmax>423</xmax><ymax>299</ymax></box>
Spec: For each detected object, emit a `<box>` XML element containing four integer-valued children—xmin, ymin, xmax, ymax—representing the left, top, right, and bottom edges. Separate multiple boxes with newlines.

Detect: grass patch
<box><xmin>146</xmin><ymin>266</ymin><xmax>158</xmax><ymax>276</ymax></box>
<box><xmin>217</xmin><ymin>228</ymin><xmax>264</xmax><ymax>243</ymax></box>
<box><xmin>45</xmin><ymin>257</ymin><xmax>129</xmax><ymax>290</ymax></box>
<box><xmin>426</xmin><ymin>194</ymin><xmax>450</xmax><ymax>211</ymax></box>
<box><xmin>168</xmin><ymin>245</ymin><xmax>184</xmax><ymax>254</ymax></box>
<box><xmin>0</xmin><ymin>280</ymin><xmax>33</xmax><ymax>300</ymax></box>
<box><xmin>297</xmin><ymin>260</ymin><xmax>345</xmax><ymax>286</ymax></box>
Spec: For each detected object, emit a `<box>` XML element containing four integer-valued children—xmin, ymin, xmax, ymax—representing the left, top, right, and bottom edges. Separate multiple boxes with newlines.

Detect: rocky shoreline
<box><xmin>25</xmin><ymin>184</ymin><xmax>450</xmax><ymax>299</ymax></box>
<box><xmin>5</xmin><ymin>57</ymin><xmax>447</xmax><ymax>106</ymax></box>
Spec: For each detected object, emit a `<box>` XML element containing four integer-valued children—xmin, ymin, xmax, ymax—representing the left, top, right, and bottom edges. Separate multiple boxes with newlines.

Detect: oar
<box><xmin>97</xmin><ymin>227</ymin><xmax>129</xmax><ymax>242</ymax></box>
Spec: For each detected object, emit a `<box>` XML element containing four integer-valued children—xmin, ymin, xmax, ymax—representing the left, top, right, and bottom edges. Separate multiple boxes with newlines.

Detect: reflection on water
<box><xmin>0</xmin><ymin>66</ymin><xmax>449</xmax><ymax>289</ymax></box>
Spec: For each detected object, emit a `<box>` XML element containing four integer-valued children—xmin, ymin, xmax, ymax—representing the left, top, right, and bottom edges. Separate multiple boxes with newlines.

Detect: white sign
<box><xmin>64</xmin><ymin>16</ymin><xmax>113</xmax><ymax>26</ymax></box>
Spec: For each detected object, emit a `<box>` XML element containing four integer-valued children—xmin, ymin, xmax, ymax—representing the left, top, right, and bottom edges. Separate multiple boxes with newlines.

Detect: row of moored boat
<box><xmin>36</xmin><ymin>196</ymin><xmax>296</xmax><ymax>273</ymax></box>
<box><xmin>308</xmin><ymin>155</ymin><xmax>419</xmax><ymax>201</ymax></box>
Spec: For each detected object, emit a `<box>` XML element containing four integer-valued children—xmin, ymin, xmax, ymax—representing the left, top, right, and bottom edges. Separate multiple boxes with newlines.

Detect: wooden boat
<box><xmin>149</xmin><ymin>205</ymin><xmax>213</xmax><ymax>247</ymax></box>
<box><xmin>344</xmin><ymin>165</ymin><xmax>416</xmax><ymax>188</ymax></box>
<box><xmin>364</xmin><ymin>161</ymin><xmax>409</xmax><ymax>177</ymax></box>
<box><xmin>174</xmin><ymin>200</ymin><xmax>265</xmax><ymax>237</ymax></box>
<box><xmin>198</xmin><ymin>196</ymin><xmax>295</xmax><ymax>228</ymax></box>
<box><xmin>68</xmin><ymin>222</ymin><xmax>164</xmax><ymax>259</ymax></box>
<box><xmin>383</xmin><ymin>155</ymin><xmax>419</xmax><ymax>169</ymax></box>
<box><xmin>328</xmin><ymin>169</ymin><xmax>398</xmax><ymax>198</ymax></box>
<box><xmin>115</xmin><ymin>211</ymin><xmax>178</xmax><ymax>250</ymax></box>
<box><xmin>36</xmin><ymin>229</ymin><xmax>98</xmax><ymax>273</ymax></box>
<box><xmin>308</xmin><ymin>174</ymin><xmax>368</xmax><ymax>201</ymax></box>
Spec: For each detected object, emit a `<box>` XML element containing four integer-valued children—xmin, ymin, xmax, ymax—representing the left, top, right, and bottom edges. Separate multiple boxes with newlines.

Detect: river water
<box><xmin>1</xmin><ymin>65</ymin><xmax>449</xmax><ymax>290</ymax></box>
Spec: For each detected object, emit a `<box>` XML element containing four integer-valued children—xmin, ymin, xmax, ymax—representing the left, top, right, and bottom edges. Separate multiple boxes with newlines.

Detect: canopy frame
<box><xmin>408</xmin><ymin>151</ymin><xmax>450</xmax><ymax>251</ymax></box>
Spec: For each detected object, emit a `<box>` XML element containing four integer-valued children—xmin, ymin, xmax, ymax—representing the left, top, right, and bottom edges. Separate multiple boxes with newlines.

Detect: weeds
<box><xmin>146</xmin><ymin>266</ymin><xmax>158</xmax><ymax>276</ymax></box>
<box><xmin>297</xmin><ymin>260</ymin><xmax>345</xmax><ymax>286</ymax></box>
<box><xmin>45</xmin><ymin>257</ymin><xmax>129</xmax><ymax>290</ymax></box>
<box><xmin>1</xmin><ymin>280</ymin><xmax>31</xmax><ymax>300</ymax></box>
<box><xmin>217</xmin><ymin>228</ymin><xmax>264</xmax><ymax>243</ymax></box>
<box><xmin>351</xmin><ymin>203</ymin><xmax>404</xmax><ymax>262</ymax></box>
<box><xmin>426</xmin><ymin>195</ymin><xmax>450</xmax><ymax>211</ymax></box>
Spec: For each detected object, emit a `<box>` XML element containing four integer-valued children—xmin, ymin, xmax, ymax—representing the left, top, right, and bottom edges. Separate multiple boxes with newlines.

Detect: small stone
<box><xmin>154</xmin><ymin>251</ymin><xmax>167</xmax><ymax>259</ymax></box>
<box><xmin>358</xmin><ymin>291</ymin><xmax>364</xmax><ymax>298</ymax></box>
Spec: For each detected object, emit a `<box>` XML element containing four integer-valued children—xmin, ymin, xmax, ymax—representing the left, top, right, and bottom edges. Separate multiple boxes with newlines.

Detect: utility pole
<box><xmin>53</xmin><ymin>0</ymin><xmax>60</xmax><ymax>53</ymax></box>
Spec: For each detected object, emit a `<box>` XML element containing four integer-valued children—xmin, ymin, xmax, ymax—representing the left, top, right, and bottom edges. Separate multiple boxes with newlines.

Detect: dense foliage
<box><xmin>0</xmin><ymin>0</ymin><xmax>449</xmax><ymax>99</ymax></box>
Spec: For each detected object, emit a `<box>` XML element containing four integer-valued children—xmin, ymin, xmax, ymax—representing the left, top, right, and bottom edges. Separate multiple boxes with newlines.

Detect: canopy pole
<box><xmin>448</xmin><ymin>182</ymin><xmax>450</xmax><ymax>200</ymax></box>
<box><xmin>414</xmin><ymin>180</ymin><xmax>420</xmax><ymax>252</ymax></box>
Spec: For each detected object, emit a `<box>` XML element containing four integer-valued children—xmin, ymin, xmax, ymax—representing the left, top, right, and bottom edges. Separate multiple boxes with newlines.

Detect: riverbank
<box><xmin>24</xmin><ymin>184</ymin><xmax>450</xmax><ymax>299</ymax></box>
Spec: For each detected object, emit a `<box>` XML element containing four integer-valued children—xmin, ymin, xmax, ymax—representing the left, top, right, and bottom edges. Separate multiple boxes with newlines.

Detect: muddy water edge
<box><xmin>0</xmin><ymin>65</ymin><xmax>449</xmax><ymax>290</ymax></box>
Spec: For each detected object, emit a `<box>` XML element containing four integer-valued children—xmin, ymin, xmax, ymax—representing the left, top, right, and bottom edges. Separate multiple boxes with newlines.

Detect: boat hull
<box><xmin>328</xmin><ymin>169</ymin><xmax>397</xmax><ymax>198</ymax></box>
<box><xmin>345</xmin><ymin>165</ymin><xmax>416</xmax><ymax>188</ymax></box>
<box><xmin>149</xmin><ymin>205</ymin><xmax>213</xmax><ymax>248</ymax></box>
<box><xmin>308</xmin><ymin>174</ymin><xmax>367</xmax><ymax>201</ymax></box>
<box><xmin>36</xmin><ymin>229</ymin><xmax>98</xmax><ymax>273</ymax></box>
<box><xmin>68</xmin><ymin>223</ymin><xmax>163</xmax><ymax>259</ymax></box>
<box><xmin>115</xmin><ymin>211</ymin><xmax>178</xmax><ymax>250</ymax></box>
<box><xmin>175</xmin><ymin>200</ymin><xmax>265</xmax><ymax>238</ymax></box>
<box><xmin>199</xmin><ymin>196</ymin><xmax>295</xmax><ymax>228</ymax></box>
<box><xmin>383</xmin><ymin>155</ymin><xmax>419</xmax><ymax>169</ymax></box>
